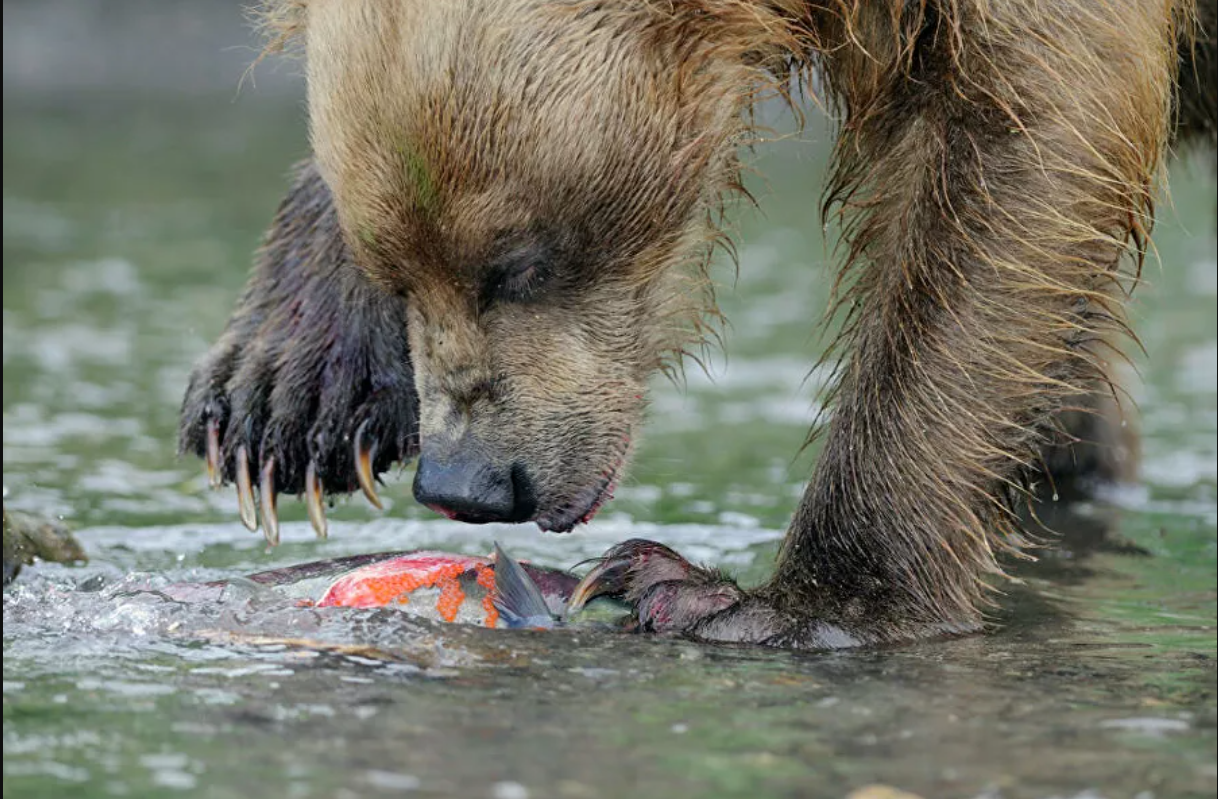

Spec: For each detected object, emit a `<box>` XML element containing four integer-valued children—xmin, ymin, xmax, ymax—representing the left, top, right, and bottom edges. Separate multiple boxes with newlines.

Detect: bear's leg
<box><xmin>1043</xmin><ymin>0</ymin><xmax>1214</xmax><ymax>500</ymax></box>
<box><xmin>179</xmin><ymin>162</ymin><xmax>419</xmax><ymax>541</ymax></box>
<box><xmin>1040</xmin><ymin>378</ymin><xmax>1138</xmax><ymax>501</ymax></box>
<box><xmin>573</xmin><ymin>0</ymin><xmax>1183</xmax><ymax>647</ymax></box>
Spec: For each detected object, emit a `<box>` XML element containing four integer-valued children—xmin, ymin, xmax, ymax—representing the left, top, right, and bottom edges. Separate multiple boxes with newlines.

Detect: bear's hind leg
<box><xmin>1040</xmin><ymin>379</ymin><xmax>1139</xmax><ymax>502</ymax></box>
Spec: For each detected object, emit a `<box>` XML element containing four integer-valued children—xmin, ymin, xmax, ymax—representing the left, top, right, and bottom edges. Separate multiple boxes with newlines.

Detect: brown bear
<box><xmin>180</xmin><ymin>0</ymin><xmax>1217</xmax><ymax>648</ymax></box>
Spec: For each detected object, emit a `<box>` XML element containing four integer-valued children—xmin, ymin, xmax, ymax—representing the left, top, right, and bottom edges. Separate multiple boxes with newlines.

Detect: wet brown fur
<box><xmin>183</xmin><ymin>0</ymin><xmax>1215</xmax><ymax>646</ymax></box>
<box><xmin>771</xmin><ymin>0</ymin><xmax>1186</xmax><ymax>638</ymax></box>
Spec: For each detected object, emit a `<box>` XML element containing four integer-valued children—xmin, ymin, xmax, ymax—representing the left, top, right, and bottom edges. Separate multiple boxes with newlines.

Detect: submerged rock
<box><xmin>2</xmin><ymin>507</ymin><xmax>88</xmax><ymax>585</ymax></box>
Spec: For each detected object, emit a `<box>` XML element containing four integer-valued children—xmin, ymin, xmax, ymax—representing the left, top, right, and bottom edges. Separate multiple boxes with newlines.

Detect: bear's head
<box><xmin>271</xmin><ymin>0</ymin><xmax>800</xmax><ymax>530</ymax></box>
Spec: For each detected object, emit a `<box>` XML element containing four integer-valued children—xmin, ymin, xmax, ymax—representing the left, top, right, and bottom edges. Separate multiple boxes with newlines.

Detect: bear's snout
<box><xmin>412</xmin><ymin>438</ymin><xmax>537</xmax><ymax>525</ymax></box>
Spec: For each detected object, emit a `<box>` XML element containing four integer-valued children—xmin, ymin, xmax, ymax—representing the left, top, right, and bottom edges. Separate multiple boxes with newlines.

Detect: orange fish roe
<box><xmin>434</xmin><ymin>576</ymin><xmax>466</xmax><ymax>622</ymax></box>
<box><xmin>475</xmin><ymin>564</ymin><xmax>499</xmax><ymax>628</ymax></box>
<box><xmin>316</xmin><ymin>553</ymin><xmax>489</xmax><ymax>612</ymax></box>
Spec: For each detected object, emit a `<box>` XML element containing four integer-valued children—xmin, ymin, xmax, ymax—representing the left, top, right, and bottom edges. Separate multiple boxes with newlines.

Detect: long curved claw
<box><xmin>567</xmin><ymin>555</ymin><xmax>632</xmax><ymax>615</ymax></box>
<box><xmin>235</xmin><ymin>445</ymin><xmax>258</xmax><ymax>532</ymax></box>
<box><xmin>566</xmin><ymin>539</ymin><xmax>690</xmax><ymax>616</ymax></box>
<box><xmin>205</xmin><ymin>417</ymin><xmax>222</xmax><ymax>489</ymax></box>
<box><xmin>567</xmin><ymin>539</ymin><xmax>750</xmax><ymax>636</ymax></box>
<box><xmin>354</xmin><ymin>420</ymin><xmax>383</xmax><ymax>510</ymax></box>
<box><xmin>260</xmin><ymin>456</ymin><xmax>279</xmax><ymax>546</ymax></box>
<box><xmin>305</xmin><ymin>460</ymin><xmax>327</xmax><ymax>539</ymax></box>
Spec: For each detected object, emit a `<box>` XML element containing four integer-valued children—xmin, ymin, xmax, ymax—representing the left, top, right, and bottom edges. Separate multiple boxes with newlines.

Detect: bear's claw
<box><xmin>353</xmin><ymin>420</ymin><xmax>384</xmax><ymax>511</ymax></box>
<box><xmin>568</xmin><ymin>539</ymin><xmax>747</xmax><ymax>634</ymax></box>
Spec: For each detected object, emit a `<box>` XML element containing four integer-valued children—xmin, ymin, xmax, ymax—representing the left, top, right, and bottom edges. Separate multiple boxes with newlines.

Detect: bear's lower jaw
<box><xmin>531</xmin><ymin>431</ymin><xmax>632</xmax><ymax>533</ymax></box>
<box><xmin>533</xmin><ymin>466</ymin><xmax>621</xmax><ymax>534</ymax></box>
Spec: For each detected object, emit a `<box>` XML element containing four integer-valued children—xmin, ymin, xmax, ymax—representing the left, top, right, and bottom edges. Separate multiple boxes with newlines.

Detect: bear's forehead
<box><xmin>305</xmin><ymin>2</ymin><xmax>738</xmax><ymax>188</ymax></box>
<box><xmin>299</xmin><ymin>0</ymin><xmax>753</xmax><ymax>291</ymax></box>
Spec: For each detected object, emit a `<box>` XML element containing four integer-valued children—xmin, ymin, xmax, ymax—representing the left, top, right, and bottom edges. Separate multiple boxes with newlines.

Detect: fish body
<box><xmin>162</xmin><ymin>547</ymin><xmax>584</xmax><ymax>629</ymax></box>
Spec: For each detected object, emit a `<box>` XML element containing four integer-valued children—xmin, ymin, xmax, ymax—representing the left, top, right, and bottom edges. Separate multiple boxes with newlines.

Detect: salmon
<box><xmin>162</xmin><ymin>546</ymin><xmax>583</xmax><ymax>629</ymax></box>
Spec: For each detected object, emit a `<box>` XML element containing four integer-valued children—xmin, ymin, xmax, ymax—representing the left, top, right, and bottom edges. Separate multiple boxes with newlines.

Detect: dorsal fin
<box><xmin>492</xmin><ymin>542</ymin><xmax>556</xmax><ymax>629</ymax></box>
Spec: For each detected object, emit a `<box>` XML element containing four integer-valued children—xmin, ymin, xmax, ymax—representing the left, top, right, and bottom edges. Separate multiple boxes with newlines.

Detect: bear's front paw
<box><xmin>567</xmin><ymin>539</ymin><xmax>781</xmax><ymax>642</ymax></box>
<box><xmin>178</xmin><ymin>163</ymin><xmax>419</xmax><ymax>543</ymax></box>
<box><xmin>567</xmin><ymin>539</ymin><xmax>873</xmax><ymax>648</ymax></box>
<box><xmin>178</xmin><ymin>279</ymin><xmax>418</xmax><ymax>543</ymax></box>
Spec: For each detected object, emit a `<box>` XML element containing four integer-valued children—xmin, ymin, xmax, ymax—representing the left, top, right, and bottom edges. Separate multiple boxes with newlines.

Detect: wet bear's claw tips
<box><xmin>354</xmin><ymin>420</ymin><xmax>384</xmax><ymax>511</ymax></box>
<box><xmin>235</xmin><ymin>445</ymin><xmax>258</xmax><ymax>533</ymax></box>
<box><xmin>259</xmin><ymin>456</ymin><xmax>279</xmax><ymax>546</ymax></box>
<box><xmin>304</xmin><ymin>460</ymin><xmax>327</xmax><ymax>539</ymax></box>
<box><xmin>204</xmin><ymin>418</ymin><xmax>222</xmax><ymax>490</ymax></box>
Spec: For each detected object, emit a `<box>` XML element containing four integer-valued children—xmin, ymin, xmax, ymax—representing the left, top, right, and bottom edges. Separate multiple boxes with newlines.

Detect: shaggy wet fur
<box><xmin>182</xmin><ymin>0</ymin><xmax>1216</xmax><ymax>647</ymax></box>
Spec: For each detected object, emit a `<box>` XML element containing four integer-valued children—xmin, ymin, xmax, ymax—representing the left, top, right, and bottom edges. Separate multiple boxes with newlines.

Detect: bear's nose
<box><xmin>412</xmin><ymin>445</ymin><xmax>534</xmax><ymax>524</ymax></box>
